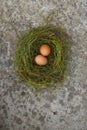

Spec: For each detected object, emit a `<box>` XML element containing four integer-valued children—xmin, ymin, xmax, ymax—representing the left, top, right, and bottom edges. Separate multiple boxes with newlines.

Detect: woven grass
<box><xmin>14</xmin><ymin>25</ymin><xmax>71</xmax><ymax>89</ymax></box>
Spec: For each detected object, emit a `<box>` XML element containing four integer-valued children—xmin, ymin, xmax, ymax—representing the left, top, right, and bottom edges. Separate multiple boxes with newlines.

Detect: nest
<box><xmin>14</xmin><ymin>25</ymin><xmax>71</xmax><ymax>89</ymax></box>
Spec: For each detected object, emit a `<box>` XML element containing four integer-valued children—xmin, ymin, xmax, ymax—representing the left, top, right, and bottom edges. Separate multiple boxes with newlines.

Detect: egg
<box><xmin>35</xmin><ymin>55</ymin><xmax>48</xmax><ymax>66</ymax></box>
<box><xmin>40</xmin><ymin>44</ymin><xmax>51</xmax><ymax>56</ymax></box>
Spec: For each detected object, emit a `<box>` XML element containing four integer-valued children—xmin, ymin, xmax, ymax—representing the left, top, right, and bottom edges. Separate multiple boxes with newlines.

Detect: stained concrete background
<box><xmin>0</xmin><ymin>0</ymin><xmax>87</xmax><ymax>130</ymax></box>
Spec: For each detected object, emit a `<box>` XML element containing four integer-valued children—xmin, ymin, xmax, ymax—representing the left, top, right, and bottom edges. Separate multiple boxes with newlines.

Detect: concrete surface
<box><xmin>0</xmin><ymin>0</ymin><xmax>87</xmax><ymax>130</ymax></box>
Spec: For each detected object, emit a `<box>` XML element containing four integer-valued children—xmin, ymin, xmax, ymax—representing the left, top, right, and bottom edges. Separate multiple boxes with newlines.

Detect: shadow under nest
<box><xmin>14</xmin><ymin>25</ymin><xmax>71</xmax><ymax>90</ymax></box>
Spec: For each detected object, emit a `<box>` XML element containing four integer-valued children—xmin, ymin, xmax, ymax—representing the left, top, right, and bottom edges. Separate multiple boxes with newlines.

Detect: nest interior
<box><xmin>14</xmin><ymin>25</ymin><xmax>71</xmax><ymax>89</ymax></box>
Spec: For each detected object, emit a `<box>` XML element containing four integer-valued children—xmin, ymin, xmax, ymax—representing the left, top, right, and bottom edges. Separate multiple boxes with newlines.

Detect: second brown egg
<box><xmin>35</xmin><ymin>55</ymin><xmax>48</xmax><ymax>66</ymax></box>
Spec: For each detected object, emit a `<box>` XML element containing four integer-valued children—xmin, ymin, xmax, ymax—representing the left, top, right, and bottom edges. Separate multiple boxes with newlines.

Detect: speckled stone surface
<box><xmin>0</xmin><ymin>0</ymin><xmax>87</xmax><ymax>130</ymax></box>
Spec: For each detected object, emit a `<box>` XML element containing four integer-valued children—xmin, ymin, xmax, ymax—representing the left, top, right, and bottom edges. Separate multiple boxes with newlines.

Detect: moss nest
<box><xmin>14</xmin><ymin>25</ymin><xmax>71</xmax><ymax>89</ymax></box>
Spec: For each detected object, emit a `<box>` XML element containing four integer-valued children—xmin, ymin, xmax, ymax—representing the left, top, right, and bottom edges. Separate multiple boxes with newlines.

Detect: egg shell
<box><xmin>35</xmin><ymin>55</ymin><xmax>48</xmax><ymax>66</ymax></box>
<box><xmin>40</xmin><ymin>44</ymin><xmax>51</xmax><ymax>56</ymax></box>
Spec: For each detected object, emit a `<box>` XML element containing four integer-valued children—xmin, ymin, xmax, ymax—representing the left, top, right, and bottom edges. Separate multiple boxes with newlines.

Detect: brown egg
<box><xmin>35</xmin><ymin>55</ymin><xmax>48</xmax><ymax>66</ymax></box>
<box><xmin>40</xmin><ymin>44</ymin><xmax>51</xmax><ymax>56</ymax></box>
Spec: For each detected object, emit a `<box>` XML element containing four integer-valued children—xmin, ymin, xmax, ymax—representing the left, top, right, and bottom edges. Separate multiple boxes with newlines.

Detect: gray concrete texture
<box><xmin>0</xmin><ymin>0</ymin><xmax>87</xmax><ymax>130</ymax></box>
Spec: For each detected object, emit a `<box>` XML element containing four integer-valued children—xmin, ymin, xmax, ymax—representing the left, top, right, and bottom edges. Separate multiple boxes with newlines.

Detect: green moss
<box><xmin>14</xmin><ymin>25</ymin><xmax>71</xmax><ymax>90</ymax></box>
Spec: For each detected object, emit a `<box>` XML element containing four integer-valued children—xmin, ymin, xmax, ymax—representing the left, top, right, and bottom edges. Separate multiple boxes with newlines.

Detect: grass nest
<box><xmin>14</xmin><ymin>25</ymin><xmax>71</xmax><ymax>90</ymax></box>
